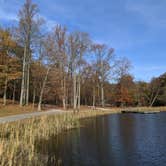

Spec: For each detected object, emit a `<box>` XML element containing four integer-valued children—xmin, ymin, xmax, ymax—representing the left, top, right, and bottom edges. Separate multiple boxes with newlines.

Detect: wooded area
<box><xmin>0</xmin><ymin>0</ymin><xmax>165</xmax><ymax>111</ymax></box>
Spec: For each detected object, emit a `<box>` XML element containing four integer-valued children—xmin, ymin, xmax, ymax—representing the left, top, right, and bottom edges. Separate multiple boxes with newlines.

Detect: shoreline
<box><xmin>1</xmin><ymin>105</ymin><xmax>166</xmax><ymax>120</ymax></box>
<box><xmin>0</xmin><ymin>108</ymin><xmax>165</xmax><ymax>165</ymax></box>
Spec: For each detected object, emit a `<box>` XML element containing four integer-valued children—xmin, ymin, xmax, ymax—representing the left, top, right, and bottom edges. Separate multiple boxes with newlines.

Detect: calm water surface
<box><xmin>37</xmin><ymin>112</ymin><xmax>166</xmax><ymax>166</ymax></box>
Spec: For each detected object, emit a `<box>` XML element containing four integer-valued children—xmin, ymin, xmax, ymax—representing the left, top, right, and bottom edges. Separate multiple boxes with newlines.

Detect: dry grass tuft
<box><xmin>0</xmin><ymin>143</ymin><xmax>3</xmax><ymax>156</ymax></box>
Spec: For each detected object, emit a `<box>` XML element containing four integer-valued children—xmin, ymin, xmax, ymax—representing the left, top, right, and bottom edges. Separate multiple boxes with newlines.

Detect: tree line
<box><xmin>0</xmin><ymin>0</ymin><xmax>165</xmax><ymax>111</ymax></box>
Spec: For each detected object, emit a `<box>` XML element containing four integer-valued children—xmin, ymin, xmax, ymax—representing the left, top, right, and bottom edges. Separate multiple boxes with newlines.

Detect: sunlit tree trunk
<box><xmin>101</xmin><ymin>82</ymin><xmax>105</xmax><ymax>107</ymax></box>
<box><xmin>150</xmin><ymin>88</ymin><xmax>160</xmax><ymax>107</ymax></box>
<box><xmin>26</xmin><ymin>60</ymin><xmax>30</xmax><ymax>106</ymax></box>
<box><xmin>61</xmin><ymin>64</ymin><xmax>66</xmax><ymax>110</ymax></box>
<box><xmin>20</xmin><ymin>46</ymin><xmax>27</xmax><ymax>106</ymax></box>
<box><xmin>92</xmin><ymin>85</ymin><xmax>96</xmax><ymax>109</ymax></box>
<box><xmin>38</xmin><ymin>67</ymin><xmax>50</xmax><ymax>111</ymax></box>
<box><xmin>62</xmin><ymin>76</ymin><xmax>66</xmax><ymax>110</ymax></box>
<box><xmin>73</xmin><ymin>73</ymin><xmax>77</xmax><ymax>112</ymax></box>
<box><xmin>77</xmin><ymin>75</ymin><xmax>81</xmax><ymax>111</ymax></box>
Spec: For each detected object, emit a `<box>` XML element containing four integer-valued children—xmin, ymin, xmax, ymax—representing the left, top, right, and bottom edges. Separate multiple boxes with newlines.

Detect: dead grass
<box><xmin>0</xmin><ymin>106</ymin><xmax>165</xmax><ymax>165</ymax></box>
<box><xmin>0</xmin><ymin>110</ymin><xmax>117</xmax><ymax>166</ymax></box>
<box><xmin>0</xmin><ymin>98</ymin><xmax>38</xmax><ymax>117</ymax></box>
<box><xmin>1</xmin><ymin>103</ymin><xmax>166</xmax><ymax>118</ymax></box>
<box><xmin>121</xmin><ymin>106</ymin><xmax>166</xmax><ymax>112</ymax></box>
<box><xmin>0</xmin><ymin>105</ymin><xmax>37</xmax><ymax>117</ymax></box>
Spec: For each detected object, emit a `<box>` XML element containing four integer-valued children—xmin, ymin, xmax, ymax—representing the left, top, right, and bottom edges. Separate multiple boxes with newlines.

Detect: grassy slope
<box><xmin>0</xmin><ymin>99</ymin><xmax>37</xmax><ymax>117</ymax></box>
<box><xmin>0</xmin><ymin>105</ymin><xmax>37</xmax><ymax>117</ymax></box>
<box><xmin>1</xmin><ymin>104</ymin><xmax>166</xmax><ymax>118</ymax></box>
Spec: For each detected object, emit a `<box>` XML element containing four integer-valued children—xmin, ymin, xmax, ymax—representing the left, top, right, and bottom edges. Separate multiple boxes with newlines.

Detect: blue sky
<box><xmin>0</xmin><ymin>0</ymin><xmax>166</xmax><ymax>82</ymax></box>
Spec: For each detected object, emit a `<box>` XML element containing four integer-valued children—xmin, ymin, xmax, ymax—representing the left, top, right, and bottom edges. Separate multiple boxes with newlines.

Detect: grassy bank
<box><xmin>0</xmin><ymin>110</ymin><xmax>116</xmax><ymax>166</ymax></box>
<box><xmin>0</xmin><ymin>104</ymin><xmax>166</xmax><ymax>118</ymax></box>
<box><xmin>0</xmin><ymin>105</ymin><xmax>37</xmax><ymax>117</ymax></box>
<box><xmin>120</xmin><ymin>106</ymin><xmax>166</xmax><ymax>113</ymax></box>
<box><xmin>0</xmin><ymin>106</ymin><xmax>165</xmax><ymax>165</ymax></box>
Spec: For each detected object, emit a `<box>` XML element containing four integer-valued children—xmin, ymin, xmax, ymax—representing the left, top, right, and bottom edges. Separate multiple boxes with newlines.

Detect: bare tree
<box><xmin>37</xmin><ymin>35</ymin><xmax>55</xmax><ymax>111</ymax></box>
<box><xmin>53</xmin><ymin>25</ymin><xmax>68</xmax><ymax>109</ymax></box>
<box><xmin>68</xmin><ymin>32</ymin><xmax>90</xmax><ymax>111</ymax></box>
<box><xmin>148</xmin><ymin>78</ymin><xmax>161</xmax><ymax>106</ymax></box>
<box><xmin>92</xmin><ymin>44</ymin><xmax>114</xmax><ymax>107</ymax></box>
<box><xmin>18</xmin><ymin>0</ymin><xmax>42</xmax><ymax>106</ymax></box>
<box><xmin>114</xmin><ymin>57</ymin><xmax>132</xmax><ymax>80</ymax></box>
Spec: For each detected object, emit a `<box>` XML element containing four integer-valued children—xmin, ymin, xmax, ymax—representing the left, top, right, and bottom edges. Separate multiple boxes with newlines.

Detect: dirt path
<box><xmin>0</xmin><ymin>109</ymin><xmax>65</xmax><ymax>124</ymax></box>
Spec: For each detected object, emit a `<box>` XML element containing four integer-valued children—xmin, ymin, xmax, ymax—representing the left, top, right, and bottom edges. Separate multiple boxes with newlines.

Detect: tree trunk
<box><xmin>32</xmin><ymin>88</ymin><xmax>36</xmax><ymax>108</ymax></box>
<box><xmin>62</xmin><ymin>77</ymin><xmax>66</xmax><ymax>110</ymax></box>
<box><xmin>92</xmin><ymin>85</ymin><xmax>96</xmax><ymax>109</ymax></box>
<box><xmin>97</xmin><ymin>84</ymin><xmax>100</xmax><ymax>106</ymax></box>
<box><xmin>38</xmin><ymin>67</ymin><xmax>50</xmax><ymax>111</ymax></box>
<box><xmin>77</xmin><ymin>75</ymin><xmax>81</xmax><ymax>111</ymax></box>
<box><xmin>3</xmin><ymin>76</ymin><xmax>8</xmax><ymax>106</ymax></box>
<box><xmin>12</xmin><ymin>81</ymin><xmax>16</xmax><ymax>104</ymax></box>
<box><xmin>61</xmin><ymin>69</ymin><xmax>66</xmax><ymax>110</ymax></box>
<box><xmin>20</xmin><ymin>46</ymin><xmax>27</xmax><ymax>106</ymax></box>
<box><xmin>63</xmin><ymin>79</ymin><xmax>66</xmax><ymax>110</ymax></box>
<box><xmin>150</xmin><ymin>87</ymin><xmax>160</xmax><ymax>107</ymax></box>
<box><xmin>101</xmin><ymin>82</ymin><xmax>105</xmax><ymax>107</ymax></box>
<box><xmin>73</xmin><ymin>73</ymin><xmax>77</xmax><ymax>112</ymax></box>
<box><xmin>26</xmin><ymin>62</ymin><xmax>30</xmax><ymax>106</ymax></box>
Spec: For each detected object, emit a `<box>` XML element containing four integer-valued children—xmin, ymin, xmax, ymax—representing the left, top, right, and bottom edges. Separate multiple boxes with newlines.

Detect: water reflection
<box><xmin>36</xmin><ymin>112</ymin><xmax>166</xmax><ymax>166</ymax></box>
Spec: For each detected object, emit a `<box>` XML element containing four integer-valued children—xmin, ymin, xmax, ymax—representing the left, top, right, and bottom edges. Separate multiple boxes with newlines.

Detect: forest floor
<box><xmin>0</xmin><ymin>99</ymin><xmax>62</xmax><ymax>117</ymax></box>
<box><xmin>0</xmin><ymin>105</ymin><xmax>37</xmax><ymax>117</ymax></box>
<box><xmin>0</xmin><ymin>104</ymin><xmax>64</xmax><ymax>118</ymax></box>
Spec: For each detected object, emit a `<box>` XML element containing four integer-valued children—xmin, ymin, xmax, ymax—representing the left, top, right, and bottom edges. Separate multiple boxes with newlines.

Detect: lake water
<box><xmin>37</xmin><ymin>112</ymin><xmax>166</xmax><ymax>166</ymax></box>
